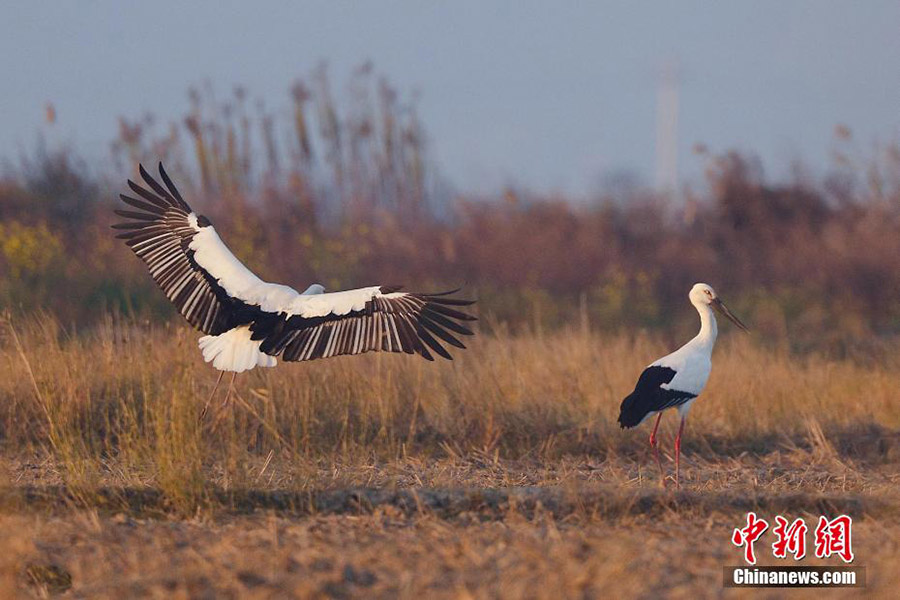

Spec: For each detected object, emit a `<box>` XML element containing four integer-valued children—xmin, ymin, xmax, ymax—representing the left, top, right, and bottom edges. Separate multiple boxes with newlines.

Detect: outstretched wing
<box><xmin>251</xmin><ymin>287</ymin><xmax>476</xmax><ymax>362</ymax></box>
<box><xmin>113</xmin><ymin>163</ymin><xmax>299</xmax><ymax>335</ymax></box>
<box><xmin>115</xmin><ymin>163</ymin><xmax>477</xmax><ymax>362</ymax></box>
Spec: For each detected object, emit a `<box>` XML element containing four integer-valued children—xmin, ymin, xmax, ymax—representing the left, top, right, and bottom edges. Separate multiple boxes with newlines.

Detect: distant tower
<box><xmin>655</xmin><ymin>61</ymin><xmax>679</xmax><ymax>197</ymax></box>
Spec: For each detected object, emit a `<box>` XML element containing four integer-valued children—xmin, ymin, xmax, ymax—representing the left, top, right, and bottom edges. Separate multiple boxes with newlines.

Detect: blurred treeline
<box><xmin>2</xmin><ymin>66</ymin><xmax>900</xmax><ymax>356</ymax></box>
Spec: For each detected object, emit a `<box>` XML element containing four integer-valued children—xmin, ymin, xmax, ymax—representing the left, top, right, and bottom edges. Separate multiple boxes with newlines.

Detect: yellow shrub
<box><xmin>0</xmin><ymin>221</ymin><xmax>63</xmax><ymax>279</ymax></box>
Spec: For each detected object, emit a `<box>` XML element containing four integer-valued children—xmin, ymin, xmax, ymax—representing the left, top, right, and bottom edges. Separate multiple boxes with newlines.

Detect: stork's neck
<box><xmin>692</xmin><ymin>302</ymin><xmax>718</xmax><ymax>350</ymax></box>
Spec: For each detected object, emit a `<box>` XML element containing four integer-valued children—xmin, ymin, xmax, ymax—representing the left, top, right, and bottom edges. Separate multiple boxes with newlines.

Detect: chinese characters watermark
<box><xmin>731</xmin><ymin>513</ymin><xmax>854</xmax><ymax>565</ymax></box>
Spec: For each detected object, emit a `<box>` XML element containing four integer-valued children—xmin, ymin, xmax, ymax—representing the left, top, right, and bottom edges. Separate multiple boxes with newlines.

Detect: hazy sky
<box><xmin>2</xmin><ymin>1</ymin><xmax>899</xmax><ymax>195</ymax></box>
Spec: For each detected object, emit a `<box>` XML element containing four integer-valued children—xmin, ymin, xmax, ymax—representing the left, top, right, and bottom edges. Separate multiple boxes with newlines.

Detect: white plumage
<box><xmin>114</xmin><ymin>164</ymin><xmax>477</xmax><ymax>381</ymax></box>
<box><xmin>650</xmin><ymin>322</ymin><xmax>715</xmax><ymax>413</ymax></box>
<box><xmin>198</xmin><ymin>326</ymin><xmax>277</xmax><ymax>373</ymax></box>
<box><xmin>188</xmin><ymin>222</ymin><xmax>381</xmax><ymax>318</ymax></box>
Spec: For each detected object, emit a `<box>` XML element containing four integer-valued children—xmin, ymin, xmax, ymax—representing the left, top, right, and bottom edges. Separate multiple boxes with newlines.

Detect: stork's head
<box><xmin>689</xmin><ymin>283</ymin><xmax>717</xmax><ymax>305</ymax></box>
<box><xmin>689</xmin><ymin>283</ymin><xmax>749</xmax><ymax>332</ymax></box>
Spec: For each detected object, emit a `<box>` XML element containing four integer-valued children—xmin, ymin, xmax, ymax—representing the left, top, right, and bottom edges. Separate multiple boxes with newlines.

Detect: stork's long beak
<box><xmin>711</xmin><ymin>298</ymin><xmax>749</xmax><ymax>332</ymax></box>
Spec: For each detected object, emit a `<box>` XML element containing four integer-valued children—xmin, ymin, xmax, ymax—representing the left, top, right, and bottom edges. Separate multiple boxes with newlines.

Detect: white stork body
<box><xmin>113</xmin><ymin>164</ymin><xmax>476</xmax><ymax>384</ymax></box>
<box><xmin>618</xmin><ymin>283</ymin><xmax>748</xmax><ymax>487</ymax></box>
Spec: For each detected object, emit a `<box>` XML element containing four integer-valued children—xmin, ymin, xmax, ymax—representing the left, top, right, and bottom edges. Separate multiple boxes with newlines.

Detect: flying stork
<box><xmin>618</xmin><ymin>283</ymin><xmax>748</xmax><ymax>487</ymax></box>
<box><xmin>113</xmin><ymin>163</ymin><xmax>476</xmax><ymax>416</ymax></box>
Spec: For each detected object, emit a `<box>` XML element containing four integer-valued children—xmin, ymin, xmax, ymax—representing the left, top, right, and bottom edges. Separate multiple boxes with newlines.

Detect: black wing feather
<box><xmin>250</xmin><ymin>289</ymin><xmax>476</xmax><ymax>363</ymax></box>
<box><xmin>112</xmin><ymin>163</ymin><xmax>237</xmax><ymax>335</ymax></box>
<box><xmin>617</xmin><ymin>366</ymin><xmax>697</xmax><ymax>429</ymax></box>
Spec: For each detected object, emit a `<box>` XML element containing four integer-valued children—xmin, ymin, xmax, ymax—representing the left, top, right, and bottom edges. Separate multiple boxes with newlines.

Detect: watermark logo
<box><xmin>725</xmin><ymin>513</ymin><xmax>863</xmax><ymax>588</ymax></box>
<box><xmin>814</xmin><ymin>515</ymin><xmax>854</xmax><ymax>563</ymax></box>
<box><xmin>731</xmin><ymin>513</ymin><xmax>854</xmax><ymax>565</ymax></box>
<box><xmin>772</xmin><ymin>516</ymin><xmax>807</xmax><ymax>560</ymax></box>
<box><xmin>731</xmin><ymin>511</ymin><xmax>769</xmax><ymax>565</ymax></box>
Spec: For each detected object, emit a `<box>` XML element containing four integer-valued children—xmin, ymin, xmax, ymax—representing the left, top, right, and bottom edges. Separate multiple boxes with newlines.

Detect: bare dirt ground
<box><xmin>2</xmin><ymin>446</ymin><xmax>899</xmax><ymax>599</ymax></box>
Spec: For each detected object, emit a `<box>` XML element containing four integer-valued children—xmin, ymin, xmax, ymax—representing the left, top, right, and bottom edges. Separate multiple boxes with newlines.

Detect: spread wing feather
<box><xmin>113</xmin><ymin>164</ymin><xmax>235</xmax><ymax>334</ymax></box>
<box><xmin>253</xmin><ymin>292</ymin><xmax>476</xmax><ymax>362</ymax></box>
<box><xmin>114</xmin><ymin>163</ymin><xmax>477</xmax><ymax>362</ymax></box>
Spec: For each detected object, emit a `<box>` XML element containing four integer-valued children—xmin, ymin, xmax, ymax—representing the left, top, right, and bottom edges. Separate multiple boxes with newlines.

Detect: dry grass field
<box><xmin>1</xmin><ymin>316</ymin><xmax>899</xmax><ymax>597</ymax></box>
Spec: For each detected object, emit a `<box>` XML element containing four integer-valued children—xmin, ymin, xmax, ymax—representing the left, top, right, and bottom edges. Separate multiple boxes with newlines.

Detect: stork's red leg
<box><xmin>674</xmin><ymin>416</ymin><xmax>686</xmax><ymax>488</ymax></box>
<box><xmin>648</xmin><ymin>412</ymin><xmax>665</xmax><ymax>486</ymax></box>
<box><xmin>221</xmin><ymin>372</ymin><xmax>237</xmax><ymax>408</ymax></box>
<box><xmin>211</xmin><ymin>372</ymin><xmax>239</xmax><ymax>427</ymax></box>
<box><xmin>199</xmin><ymin>370</ymin><xmax>225</xmax><ymax>422</ymax></box>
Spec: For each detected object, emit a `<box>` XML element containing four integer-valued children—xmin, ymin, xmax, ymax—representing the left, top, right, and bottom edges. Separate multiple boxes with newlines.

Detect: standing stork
<box><xmin>113</xmin><ymin>163</ymin><xmax>476</xmax><ymax>416</ymax></box>
<box><xmin>618</xmin><ymin>283</ymin><xmax>748</xmax><ymax>487</ymax></box>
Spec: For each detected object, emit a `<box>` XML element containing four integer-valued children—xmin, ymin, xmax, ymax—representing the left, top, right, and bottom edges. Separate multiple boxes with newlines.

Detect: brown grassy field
<box><xmin>1</xmin><ymin>316</ymin><xmax>899</xmax><ymax>597</ymax></box>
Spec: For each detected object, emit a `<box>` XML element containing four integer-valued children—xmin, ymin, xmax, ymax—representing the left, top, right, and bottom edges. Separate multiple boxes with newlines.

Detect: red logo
<box><xmin>772</xmin><ymin>516</ymin><xmax>808</xmax><ymax>560</ymax></box>
<box><xmin>731</xmin><ymin>512</ymin><xmax>769</xmax><ymax>565</ymax></box>
<box><xmin>733</xmin><ymin>513</ymin><xmax>854</xmax><ymax>564</ymax></box>
<box><xmin>814</xmin><ymin>516</ymin><xmax>854</xmax><ymax>563</ymax></box>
